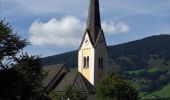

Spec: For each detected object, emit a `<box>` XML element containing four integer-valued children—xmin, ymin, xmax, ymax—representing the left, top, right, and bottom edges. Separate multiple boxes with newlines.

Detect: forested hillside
<box><xmin>42</xmin><ymin>34</ymin><xmax>170</xmax><ymax>99</ymax></box>
<box><xmin>42</xmin><ymin>50</ymin><xmax>78</xmax><ymax>67</ymax></box>
<box><xmin>108</xmin><ymin>34</ymin><xmax>170</xmax><ymax>71</ymax></box>
<box><xmin>42</xmin><ymin>34</ymin><xmax>170</xmax><ymax>70</ymax></box>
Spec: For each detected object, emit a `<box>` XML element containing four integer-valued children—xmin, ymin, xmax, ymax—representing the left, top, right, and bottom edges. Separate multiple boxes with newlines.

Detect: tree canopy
<box><xmin>47</xmin><ymin>86</ymin><xmax>87</xmax><ymax>100</ymax></box>
<box><xmin>0</xmin><ymin>20</ymin><xmax>27</xmax><ymax>69</ymax></box>
<box><xmin>96</xmin><ymin>75</ymin><xmax>139</xmax><ymax>100</ymax></box>
<box><xmin>0</xmin><ymin>20</ymin><xmax>47</xmax><ymax>100</ymax></box>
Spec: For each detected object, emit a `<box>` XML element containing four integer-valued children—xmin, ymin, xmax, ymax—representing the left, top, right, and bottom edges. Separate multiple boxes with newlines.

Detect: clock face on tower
<box><xmin>85</xmin><ymin>38</ymin><xmax>89</xmax><ymax>45</ymax></box>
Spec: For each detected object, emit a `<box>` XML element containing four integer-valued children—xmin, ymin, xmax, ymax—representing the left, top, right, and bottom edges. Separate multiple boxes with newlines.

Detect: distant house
<box><xmin>43</xmin><ymin>0</ymin><xmax>108</xmax><ymax>99</ymax></box>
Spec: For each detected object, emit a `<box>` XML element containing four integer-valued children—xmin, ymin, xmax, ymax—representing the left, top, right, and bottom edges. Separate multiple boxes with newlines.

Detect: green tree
<box><xmin>0</xmin><ymin>20</ymin><xmax>27</xmax><ymax>69</ymax></box>
<box><xmin>0</xmin><ymin>20</ymin><xmax>47</xmax><ymax>100</ymax></box>
<box><xmin>14</xmin><ymin>54</ymin><xmax>47</xmax><ymax>100</ymax></box>
<box><xmin>48</xmin><ymin>86</ymin><xmax>87</xmax><ymax>100</ymax></box>
<box><xmin>96</xmin><ymin>75</ymin><xmax>139</xmax><ymax>100</ymax></box>
<box><xmin>63</xmin><ymin>85</ymin><xmax>87</xmax><ymax>100</ymax></box>
<box><xmin>0</xmin><ymin>54</ymin><xmax>47</xmax><ymax>100</ymax></box>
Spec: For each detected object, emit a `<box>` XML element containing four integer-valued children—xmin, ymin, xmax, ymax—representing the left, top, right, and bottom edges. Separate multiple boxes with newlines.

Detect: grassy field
<box><xmin>149</xmin><ymin>83</ymin><xmax>170</xmax><ymax>98</ymax></box>
<box><xmin>127</xmin><ymin>67</ymin><xmax>161</xmax><ymax>75</ymax></box>
<box><xmin>142</xmin><ymin>83</ymin><xmax>170</xmax><ymax>99</ymax></box>
<box><xmin>148</xmin><ymin>67</ymin><xmax>160</xmax><ymax>73</ymax></box>
<box><xmin>126</xmin><ymin>69</ymin><xmax>145</xmax><ymax>74</ymax></box>
<box><xmin>126</xmin><ymin>68</ymin><xmax>170</xmax><ymax>99</ymax></box>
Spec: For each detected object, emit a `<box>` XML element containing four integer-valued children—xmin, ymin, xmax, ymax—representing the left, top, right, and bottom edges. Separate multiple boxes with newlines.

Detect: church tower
<box><xmin>78</xmin><ymin>0</ymin><xmax>108</xmax><ymax>86</ymax></box>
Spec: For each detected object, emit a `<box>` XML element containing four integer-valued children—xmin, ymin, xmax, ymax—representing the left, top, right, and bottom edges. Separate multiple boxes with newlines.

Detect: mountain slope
<box><xmin>41</xmin><ymin>34</ymin><xmax>170</xmax><ymax>97</ymax></box>
<box><xmin>42</xmin><ymin>34</ymin><xmax>170</xmax><ymax>71</ymax></box>
<box><xmin>42</xmin><ymin>50</ymin><xmax>78</xmax><ymax>67</ymax></box>
<box><xmin>108</xmin><ymin>34</ymin><xmax>170</xmax><ymax>71</ymax></box>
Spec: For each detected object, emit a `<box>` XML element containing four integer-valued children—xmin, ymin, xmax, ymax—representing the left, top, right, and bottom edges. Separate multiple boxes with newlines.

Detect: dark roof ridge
<box><xmin>79</xmin><ymin>73</ymin><xmax>95</xmax><ymax>93</ymax></box>
<box><xmin>44</xmin><ymin>64</ymin><xmax>69</xmax><ymax>90</ymax></box>
<box><xmin>87</xmin><ymin>0</ymin><xmax>102</xmax><ymax>44</ymax></box>
<box><xmin>78</xmin><ymin>29</ymin><xmax>94</xmax><ymax>50</ymax></box>
<box><xmin>43</xmin><ymin>63</ymin><xmax>65</xmax><ymax>68</ymax></box>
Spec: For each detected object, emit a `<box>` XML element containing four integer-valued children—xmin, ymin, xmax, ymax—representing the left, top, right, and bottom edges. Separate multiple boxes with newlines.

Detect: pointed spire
<box><xmin>87</xmin><ymin>0</ymin><xmax>102</xmax><ymax>44</ymax></box>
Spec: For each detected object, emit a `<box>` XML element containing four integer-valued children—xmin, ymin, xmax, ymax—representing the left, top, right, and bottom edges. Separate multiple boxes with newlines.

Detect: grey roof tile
<box><xmin>43</xmin><ymin>64</ymin><xmax>66</xmax><ymax>87</ymax></box>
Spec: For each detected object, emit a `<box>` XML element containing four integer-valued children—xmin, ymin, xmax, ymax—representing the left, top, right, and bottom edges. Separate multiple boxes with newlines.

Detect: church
<box><xmin>43</xmin><ymin>0</ymin><xmax>108</xmax><ymax>97</ymax></box>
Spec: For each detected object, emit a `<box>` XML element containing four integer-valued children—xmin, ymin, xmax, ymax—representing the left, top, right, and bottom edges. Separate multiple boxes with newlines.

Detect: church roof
<box><xmin>54</xmin><ymin>72</ymin><xmax>77</xmax><ymax>91</ymax></box>
<box><xmin>80</xmin><ymin>73</ymin><xmax>96</xmax><ymax>93</ymax></box>
<box><xmin>87</xmin><ymin>0</ymin><xmax>102</xmax><ymax>44</ymax></box>
<box><xmin>43</xmin><ymin>64</ymin><xmax>95</xmax><ymax>94</ymax></box>
<box><xmin>55</xmin><ymin>72</ymin><xmax>95</xmax><ymax>93</ymax></box>
<box><xmin>43</xmin><ymin>64</ymin><xmax>69</xmax><ymax>89</ymax></box>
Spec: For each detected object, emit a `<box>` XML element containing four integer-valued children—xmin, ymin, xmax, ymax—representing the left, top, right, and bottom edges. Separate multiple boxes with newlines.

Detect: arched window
<box><xmin>87</xmin><ymin>56</ymin><xmax>89</xmax><ymax>68</ymax></box>
<box><xmin>98</xmin><ymin>57</ymin><xmax>101</xmax><ymax>68</ymax></box>
<box><xmin>101</xmin><ymin>57</ymin><xmax>103</xmax><ymax>69</ymax></box>
<box><xmin>83</xmin><ymin>57</ymin><xmax>86</xmax><ymax>68</ymax></box>
<box><xmin>98</xmin><ymin>57</ymin><xmax>104</xmax><ymax>69</ymax></box>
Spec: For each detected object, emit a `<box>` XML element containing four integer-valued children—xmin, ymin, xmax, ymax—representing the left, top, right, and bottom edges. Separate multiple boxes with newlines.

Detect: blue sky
<box><xmin>1</xmin><ymin>0</ymin><xmax>170</xmax><ymax>57</ymax></box>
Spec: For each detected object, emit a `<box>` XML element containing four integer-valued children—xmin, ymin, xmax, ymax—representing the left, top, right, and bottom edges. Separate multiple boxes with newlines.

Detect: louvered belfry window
<box><xmin>87</xmin><ymin>56</ymin><xmax>89</xmax><ymax>68</ymax></box>
<box><xmin>98</xmin><ymin>57</ymin><xmax>103</xmax><ymax>69</ymax></box>
<box><xmin>83</xmin><ymin>57</ymin><xmax>86</xmax><ymax>68</ymax></box>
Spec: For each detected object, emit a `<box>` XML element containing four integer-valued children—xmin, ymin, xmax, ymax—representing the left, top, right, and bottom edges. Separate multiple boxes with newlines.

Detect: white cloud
<box><xmin>29</xmin><ymin>16</ymin><xmax>85</xmax><ymax>48</ymax></box>
<box><xmin>102</xmin><ymin>21</ymin><xmax>130</xmax><ymax>35</ymax></box>
<box><xmin>29</xmin><ymin>16</ymin><xmax>130</xmax><ymax>48</ymax></box>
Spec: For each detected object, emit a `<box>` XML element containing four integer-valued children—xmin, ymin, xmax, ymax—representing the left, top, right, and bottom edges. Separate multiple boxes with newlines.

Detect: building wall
<box><xmin>78</xmin><ymin>32</ymin><xmax>95</xmax><ymax>85</ymax></box>
<box><xmin>78</xmin><ymin>31</ymin><xmax>108</xmax><ymax>86</ymax></box>
<box><xmin>82</xmin><ymin>48</ymin><xmax>90</xmax><ymax>81</ymax></box>
<box><xmin>94</xmin><ymin>47</ymin><xmax>108</xmax><ymax>84</ymax></box>
<box><xmin>94</xmin><ymin>33</ymin><xmax>108</xmax><ymax>85</ymax></box>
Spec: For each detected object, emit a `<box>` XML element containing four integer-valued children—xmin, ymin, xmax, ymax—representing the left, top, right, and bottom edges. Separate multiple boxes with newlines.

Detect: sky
<box><xmin>1</xmin><ymin>0</ymin><xmax>170</xmax><ymax>57</ymax></box>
